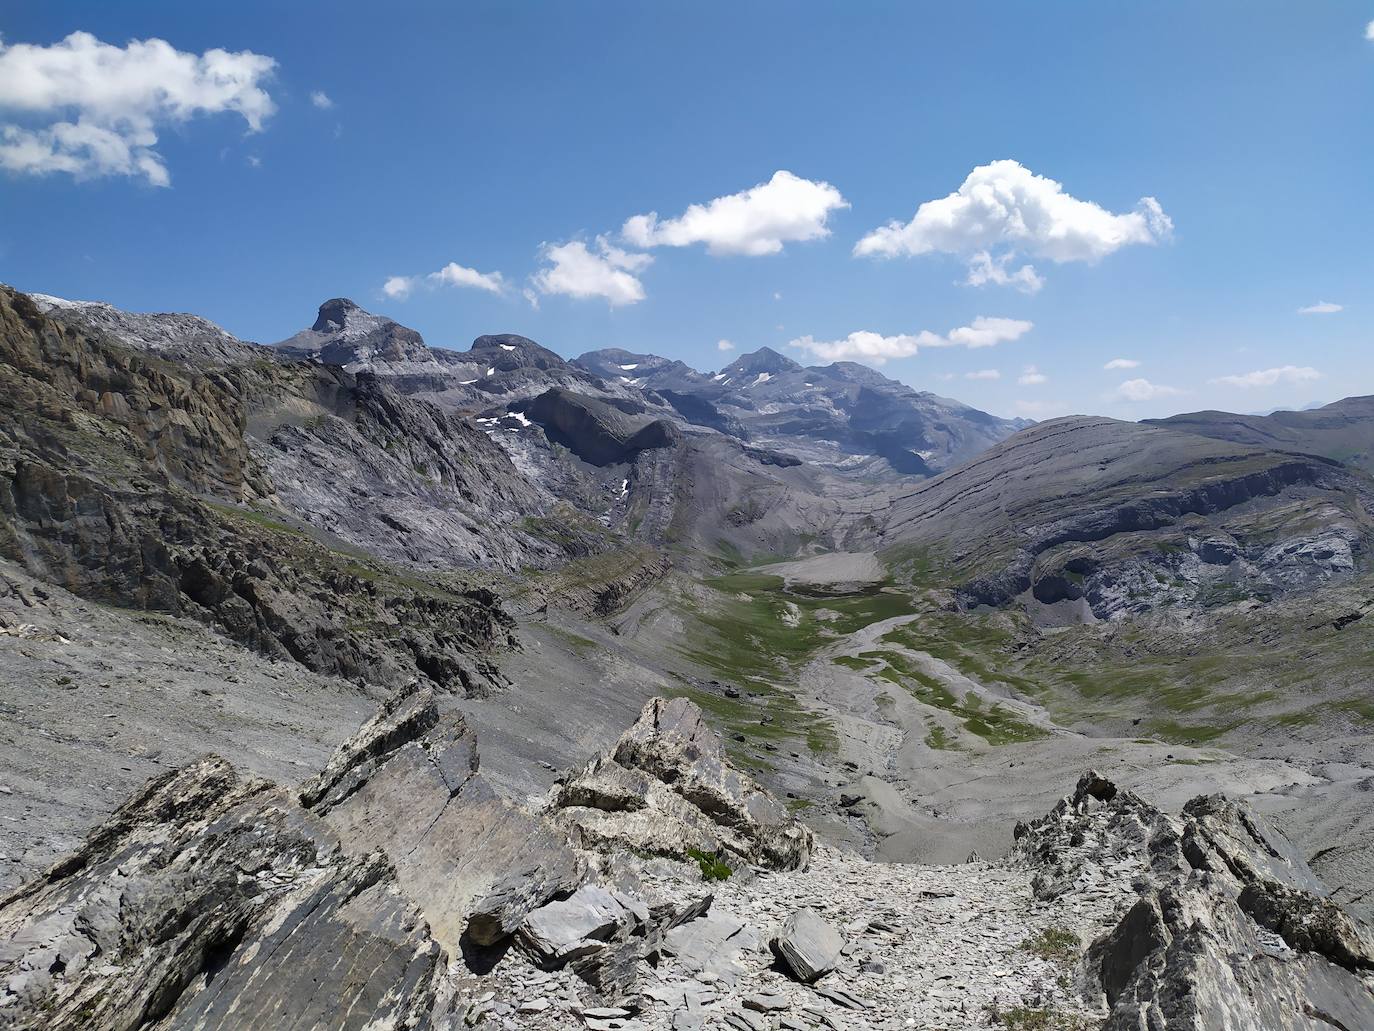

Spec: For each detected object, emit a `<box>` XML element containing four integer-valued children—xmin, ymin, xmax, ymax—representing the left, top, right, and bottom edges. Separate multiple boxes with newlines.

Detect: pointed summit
<box><xmin>722</xmin><ymin>346</ymin><xmax>802</xmax><ymax>379</ymax></box>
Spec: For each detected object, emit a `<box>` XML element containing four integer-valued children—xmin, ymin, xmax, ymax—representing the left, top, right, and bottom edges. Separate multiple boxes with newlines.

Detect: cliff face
<box><xmin>879</xmin><ymin>415</ymin><xmax>1373</xmax><ymax>616</ymax></box>
<box><xmin>0</xmin><ymin>287</ymin><xmax>519</xmax><ymax>694</ymax></box>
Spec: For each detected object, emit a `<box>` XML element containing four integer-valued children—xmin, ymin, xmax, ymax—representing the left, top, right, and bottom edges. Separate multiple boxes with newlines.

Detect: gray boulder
<box><xmin>0</xmin><ymin>757</ymin><xmax>441</xmax><ymax>1030</ymax></box>
<box><xmin>772</xmin><ymin>907</ymin><xmax>844</xmax><ymax>983</ymax></box>
<box><xmin>299</xmin><ymin>683</ymin><xmax>582</xmax><ymax>951</ymax></box>
<box><xmin>552</xmin><ymin>697</ymin><xmax>813</xmax><ymax>871</ymax></box>
<box><xmin>516</xmin><ymin>884</ymin><xmax>642</xmax><ymax>967</ymax></box>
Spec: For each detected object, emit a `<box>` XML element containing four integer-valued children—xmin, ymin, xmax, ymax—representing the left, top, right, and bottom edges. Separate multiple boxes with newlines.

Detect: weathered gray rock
<box><xmin>0</xmin><ymin>756</ymin><xmax>442</xmax><ymax>1030</ymax></box>
<box><xmin>517</xmin><ymin>884</ymin><xmax>640</xmax><ymax>966</ymax></box>
<box><xmin>300</xmin><ymin>683</ymin><xmax>582</xmax><ymax>951</ymax></box>
<box><xmin>552</xmin><ymin>697</ymin><xmax>813</xmax><ymax>871</ymax></box>
<box><xmin>772</xmin><ymin>907</ymin><xmax>843</xmax><ymax>983</ymax></box>
<box><xmin>1238</xmin><ymin>880</ymin><xmax>1374</xmax><ymax>972</ymax></box>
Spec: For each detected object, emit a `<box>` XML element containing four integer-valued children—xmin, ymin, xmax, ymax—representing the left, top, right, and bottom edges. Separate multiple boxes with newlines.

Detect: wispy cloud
<box><xmin>1103</xmin><ymin>357</ymin><xmax>1141</xmax><ymax>370</ymax></box>
<box><xmin>310</xmin><ymin>90</ymin><xmax>333</xmax><ymax>110</ymax></box>
<box><xmin>382</xmin><ymin>261</ymin><xmax>506</xmax><ymax>300</ymax></box>
<box><xmin>964</xmin><ymin>368</ymin><xmax>1000</xmax><ymax>380</ymax></box>
<box><xmin>1297</xmin><ymin>301</ymin><xmax>1342</xmax><ymax>314</ymax></box>
<box><xmin>1210</xmin><ymin>365</ymin><xmax>1320</xmax><ymax>389</ymax></box>
<box><xmin>1018</xmin><ymin>364</ymin><xmax>1047</xmax><ymax>385</ymax></box>
<box><xmin>789</xmin><ymin>316</ymin><xmax>1033</xmax><ymax>364</ymax></box>
<box><xmin>1112</xmin><ymin>378</ymin><xmax>1181</xmax><ymax>402</ymax></box>
<box><xmin>717</xmin><ymin>338</ymin><xmax>735</xmax><ymax>351</ymax></box>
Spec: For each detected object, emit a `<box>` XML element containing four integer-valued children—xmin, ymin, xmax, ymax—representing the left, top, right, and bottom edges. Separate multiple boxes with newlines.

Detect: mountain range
<box><xmin>2</xmin><ymin>286</ymin><xmax>1372</xmax><ymax>1028</ymax></box>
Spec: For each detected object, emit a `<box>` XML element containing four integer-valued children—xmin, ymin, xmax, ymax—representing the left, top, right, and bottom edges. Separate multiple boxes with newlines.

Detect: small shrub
<box><xmin>1020</xmin><ymin>926</ymin><xmax>1081</xmax><ymax>965</ymax></box>
<box><xmin>686</xmin><ymin>847</ymin><xmax>732</xmax><ymax>881</ymax></box>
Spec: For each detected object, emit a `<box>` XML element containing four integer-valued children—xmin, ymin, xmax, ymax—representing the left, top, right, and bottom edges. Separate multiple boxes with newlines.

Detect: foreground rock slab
<box><xmin>551</xmin><ymin>696</ymin><xmax>813</xmax><ymax>871</ymax></box>
<box><xmin>772</xmin><ymin>907</ymin><xmax>844</xmax><ymax>983</ymax></box>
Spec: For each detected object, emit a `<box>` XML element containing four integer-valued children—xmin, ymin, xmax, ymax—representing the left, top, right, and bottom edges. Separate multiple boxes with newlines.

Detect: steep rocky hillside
<box><xmin>877</xmin><ymin>415</ymin><xmax>1373</xmax><ymax>617</ymax></box>
<box><xmin>1149</xmin><ymin>395</ymin><xmax>1374</xmax><ymax>475</ymax></box>
<box><xmin>0</xmin><ymin>287</ymin><xmax>524</xmax><ymax>693</ymax></box>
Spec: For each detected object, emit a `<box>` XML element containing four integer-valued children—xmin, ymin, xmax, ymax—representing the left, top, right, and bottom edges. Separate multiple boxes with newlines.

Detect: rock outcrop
<box><xmin>525</xmin><ymin>387</ymin><xmax>680</xmax><ymax>467</ymax></box>
<box><xmin>1015</xmin><ymin>771</ymin><xmax>1374</xmax><ymax>1030</ymax></box>
<box><xmin>550</xmin><ymin>697</ymin><xmax>813</xmax><ymax>871</ymax></box>
<box><xmin>0</xmin><ymin>683</ymin><xmax>585</xmax><ymax>1028</ymax></box>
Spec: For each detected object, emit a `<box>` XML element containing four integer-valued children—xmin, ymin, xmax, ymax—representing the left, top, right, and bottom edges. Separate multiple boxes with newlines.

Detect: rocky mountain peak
<box><xmin>310</xmin><ymin>297</ymin><xmax>365</xmax><ymax>332</ymax></box>
<box><xmin>470</xmin><ymin>333</ymin><xmax>568</xmax><ymax>372</ymax></box>
<box><xmin>276</xmin><ymin>298</ymin><xmax>431</xmax><ymax>367</ymax></box>
<box><xmin>724</xmin><ymin>346</ymin><xmax>802</xmax><ymax>378</ymax></box>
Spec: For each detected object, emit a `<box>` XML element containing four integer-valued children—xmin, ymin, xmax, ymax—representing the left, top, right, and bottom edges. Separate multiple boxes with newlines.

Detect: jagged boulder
<box><xmin>299</xmin><ymin>683</ymin><xmax>582</xmax><ymax>952</ymax></box>
<box><xmin>0</xmin><ymin>757</ymin><xmax>442</xmax><ymax>1029</ymax></box>
<box><xmin>1021</xmin><ymin>772</ymin><xmax>1374</xmax><ymax>1029</ymax></box>
<box><xmin>550</xmin><ymin>697</ymin><xmax>813</xmax><ymax>871</ymax></box>
<box><xmin>772</xmin><ymin>907</ymin><xmax>844</xmax><ymax>983</ymax></box>
<box><xmin>0</xmin><ymin>683</ymin><xmax>588</xmax><ymax>1027</ymax></box>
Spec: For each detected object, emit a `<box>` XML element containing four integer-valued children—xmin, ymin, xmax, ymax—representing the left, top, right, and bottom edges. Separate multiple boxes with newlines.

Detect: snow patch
<box><xmin>458</xmin><ymin>378</ymin><xmax>478</xmax><ymax>385</ymax></box>
<box><xmin>499</xmin><ymin>344</ymin><xmax>517</xmax><ymax>351</ymax></box>
<box><xmin>619</xmin><ymin>478</ymin><xmax>629</xmax><ymax>498</ymax></box>
<box><xmin>619</xmin><ymin>363</ymin><xmax>639</xmax><ymax>370</ymax></box>
<box><xmin>754</xmin><ymin>372</ymin><xmax>771</xmax><ymax>384</ymax></box>
<box><xmin>486</xmin><ymin>367</ymin><xmax>495</xmax><ymax>376</ymax></box>
<box><xmin>507</xmin><ymin>411</ymin><xmax>532</xmax><ymax>427</ymax></box>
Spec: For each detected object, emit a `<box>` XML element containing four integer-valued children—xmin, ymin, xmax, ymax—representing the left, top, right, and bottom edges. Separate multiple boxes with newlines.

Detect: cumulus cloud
<box><xmin>1297</xmin><ymin>301</ymin><xmax>1342</xmax><ymax>314</ymax></box>
<box><xmin>946</xmin><ymin>316</ymin><xmax>1034</xmax><ymax>348</ymax></box>
<box><xmin>717</xmin><ymin>338</ymin><xmax>735</xmax><ymax>351</ymax></box>
<box><xmin>1210</xmin><ymin>365</ymin><xmax>1321</xmax><ymax>389</ymax></box>
<box><xmin>1112</xmin><ymin>378</ymin><xmax>1181</xmax><ymax>402</ymax></box>
<box><xmin>0</xmin><ymin>30</ymin><xmax>276</xmax><ymax>186</ymax></box>
<box><xmin>1018</xmin><ymin>364</ymin><xmax>1047</xmax><ymax>385</ymax></box>
<box><xmin>965</xmin><ymin>369</ymin><xmax>1000</xmax><ymax>380</ymax></box>
<box><xmin>310</xmin><ymin>90</ymin><xmax>333</xmax><ymax>109</ymax></box>
<box><xmin>531</xmin><ymin>236</ymin><xmax>651</xmax><ymax>307</ymax></box>
<box><xmin>1104</xmin><ymin>357</ymin><xmax>1141</xmax><ymax>370</ymax></box>
<box><xmin>965</xmin><ymin>250</ymin><xmax>1045</xmax><ymax>294</ymax></box>
<box><xmin>431</xmin><ymin>262</ymin><xmax>505</xmax><ymax>293</ymax></box>
<box><xmin>789</xmin><ymin>316</ymin><xmax>1032</xmax><ymax>365</ymax></box>
<box><xmin>382</xmin><ymin>261</ymin><xmax>506</xmax><ymax>301</ymax></box>
<box><xmin>623</xmin><ymin>170</ymin><xmax>849</xmax><ymax>256</ymax></box>
<box><xmin>855</xmin><ymin>160</ymin><xmax>1171</xmax><ymax>290</ymax></box>
<box><xmin>1367</xmin><ymin>19</ymin><xmax>1374</xmax><ymax>40</ymax></box>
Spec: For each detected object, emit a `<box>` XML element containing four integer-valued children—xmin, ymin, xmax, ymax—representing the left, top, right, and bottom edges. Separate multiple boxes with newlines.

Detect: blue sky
<box><xmin>2</xmin><ymin>2</ymin><xmax>1372</xmax><ymax>420</ymax></box>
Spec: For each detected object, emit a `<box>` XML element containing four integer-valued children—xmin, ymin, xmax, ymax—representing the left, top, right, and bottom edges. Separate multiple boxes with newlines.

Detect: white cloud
<box><xmin>531</xmin><ymin>235</ymin><xmax>651</xmax><ymax>307</ymax></box>
<box><xmin>1366</xmin><ymin>19</ymin><xmax>1374</xmax><ymax>40</ymax></box>
<box><xmin>382</xmin><ymin>261</ymin><xmax>505</xmax><ymax>301</ymax></box>
<box><xmin>310</xmin><ymin>90</ymin><xmax>333</xmax><ymax>110</ymax></box>
<box><xmin>1297</xmin><ymin>301</ymin><xmax>1342</xmax><ymax>314</ymax></box>
<box><xmin>773</xmin><ymin>291</ymin><xmax>783</xmax><ymax>301</ymax></box>
<box><xmin>965</xmin><ymin>250</ymin><xmax>1045</xmax><ymax>294</ymax></box>
<box><xmin>1103</xmin><ymin>357</ymin><xmax>1141</xmax><ymax>370</ymax></box>
<box><xmin>245</xmin><ymin>154</ymin><xmax>261</xmax><ymax>168</ymax></box>
<box><xmin>965</xmin><ymin>368</ymin><xmax>1000</xmax><ymax>380</ymax></box>
<box><xmin>431</xmin><ymin>261</ymin><xmax>505</xmax><ymax>294</ymax></box>
<box><xmin>717</xmin><ymin>338</ymin><xmax>735</xmax><ymax>351</ymax></box>
<box><xmin>789</xmin><ymin>316</ymin><xmax>1032</xmax><ymax>364</ymax></box>
<box><xmin>382</xmin><ymin>276</ymin><xmax>413</xmax><ymax>300</ymax></box>
<box><xmin>1018</xmin><ymin>364</ymin><xmax>1047</xmax><ymax>385</ymax></box>
<box><xmin>0</xmin><ymin>30</ymin><xmax>276</xmax><ymax>186</ymax></box>
<box><xmin>1209</xmin><ymin>365</ymin><xmax>1321</xmax><ymax>389</ymax></box>
<box><xmin>791</xmin><ymin>330</ymin><xmax>939</xmax><ymax>364</ymax></box>
<box><xmin>623</xmin><ymin>170</ymin><xmax>849</xmax><ymax>256</ymax></box>
<box><xmin>946</xmin><ymin>316</ymin><xmax>1034</xmax><ymax>348</ymax></box>
<box><xmin>1112</xmin><ymin>378</ymin><xmax>1181</xmax><ymax>402</ymax></box>
<box><xmin>855</xmin><ymin>160</ymin><xmax>1171</xmax><ymax>289</ymax></box>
